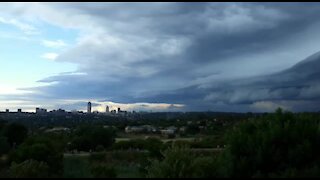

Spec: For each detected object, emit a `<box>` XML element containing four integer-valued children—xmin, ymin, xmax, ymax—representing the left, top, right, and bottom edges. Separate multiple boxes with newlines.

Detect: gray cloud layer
<box><xmin>3</xmin><ymin>2</ymin><xmax>320</xmax><ymax>112</ymax></box>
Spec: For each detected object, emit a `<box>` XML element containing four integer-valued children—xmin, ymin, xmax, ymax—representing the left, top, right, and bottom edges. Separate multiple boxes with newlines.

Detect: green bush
<box><xmin>63</xmin><ymin>156</ymin><xmax>92</xmax><ymax>178</ymax></box>
<box><xmin>146</xmin><ymin>109</ymin><xmax>320</xmax><ymax>178</ymax></box>
<box><xmin>192</xmin><ymin>156</ymin><xmax>219</xmax><ymax>178</ymax></box>
<box><xmin>112</xmin><ymin>139</ymin><xmax>145</xmax><ymax>150</ymax></box>
<box><xmin>90</xmin><ymin>152</ymin><xmax>106</xmax><ymax>162</ymax></box>
<box><xmin>112</xmin><ymin>138</ymin><xmax>164</xmax><ymax>158</ymax></box>
<box><xmin>143</xmin><ymin>138</ymin><xmax>164</xmax><ymax>158</ymax></box>
<box><xmin>90</xmin><ymin>163</ymin><xmax>117</xmax><ymax>178</ymax></box>
<box><xmin>10</xmin><ymin>135</ymin><xmax>64</xmax><ymax>176</ymax></box>
<box><xmin>0</xmin><ymin>137</ymin><xmax>10</xmax><ymax>155</ymax></box>
<box><xmin>221</xmin><ymin>108</ymin><xmax>320</xmax><ymax>178</ymax></box>
<box><xmin>9</xmin><ymin>160</ymin><xmax>49</xmax><ymax>178</ymax></box>
<box><xmin>70</xmin><ymin>126</ymin><xmax>116</xmax><ymax>151</ymax></box>
<box><xmin>96</xmin><ymin>145</ymin><xmax>105</xmax><ymax>152</ymax></box>
<box><xmin>2</xmin><ymin>123</ymin><xmax>28</xmax><ymax>147</ymax></box>
<box><xmin>146</xmin><ymin>146</ymin><xmax>219</xmax><ymax>178</ymax></box>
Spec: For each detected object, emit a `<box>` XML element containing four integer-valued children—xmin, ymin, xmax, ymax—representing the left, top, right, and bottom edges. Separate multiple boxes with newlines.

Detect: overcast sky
<box><xmin>1</xmin><ymin>2</ymin><xmax>320</xmax><ymax>112</ymax></box>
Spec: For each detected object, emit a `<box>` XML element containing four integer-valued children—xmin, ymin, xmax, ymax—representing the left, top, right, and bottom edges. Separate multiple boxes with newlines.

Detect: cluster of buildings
<box><xmin>1</xmin><ymin>102</ymin><xmax>131</xmax><ymax>116</ymax></box>
<box><xmin>87</xmin><ymin>102</ymin><xmax>128</xmax><ymax>115</ymax></box>
<box><xmin>2</xmin><ymin>108</ymin><xmax>24</xmax><ymax>114</ymax></box>
<box><xmin>36</xmin><ymin>108</ymin><xmax>47</xmax><ymax>114</ymax></box>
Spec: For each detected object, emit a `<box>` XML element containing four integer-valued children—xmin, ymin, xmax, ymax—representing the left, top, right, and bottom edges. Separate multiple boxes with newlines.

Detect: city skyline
<box><xmin>1</xmin><ymin>3</ymin><xmax>320</xmax><ymax>112</ymax></box>
<box><xmin>0</xmin><ymin>102</ymin><xmax>138</xmax><ymax>113</ymax></box>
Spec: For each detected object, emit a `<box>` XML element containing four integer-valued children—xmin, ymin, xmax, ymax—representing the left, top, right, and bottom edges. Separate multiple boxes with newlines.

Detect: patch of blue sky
<box><xmin>0</xmin><ymin>21</ymin><xmax>79</xmax><ymax>88</ymax></box>
<box><xmin>38</xmin><ymin>20</ymin><xmax>79</xmax><ymax>45</ymax></box>
<box><xmin>0</xmin><ymin>23</ymin><xmax>25</xmax><ymax>39</ymax></box>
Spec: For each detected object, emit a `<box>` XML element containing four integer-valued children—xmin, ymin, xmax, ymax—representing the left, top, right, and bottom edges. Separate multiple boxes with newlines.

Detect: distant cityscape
<box><xmin>0</xmin><ymin>101</ymin><xmax>135</xmax><ymax>116</ymax></box>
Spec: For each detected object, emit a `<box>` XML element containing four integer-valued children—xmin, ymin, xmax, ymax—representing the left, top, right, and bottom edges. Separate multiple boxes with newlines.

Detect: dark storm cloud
<box><xmin>9</xmin><ymin>2</ymin><xmax>320</xmax><ymax>112</ymax></box>
<box><xmin>138</xmin><ymin>51</ymin><xmax>320</xmax><ymax>111</ymax></box>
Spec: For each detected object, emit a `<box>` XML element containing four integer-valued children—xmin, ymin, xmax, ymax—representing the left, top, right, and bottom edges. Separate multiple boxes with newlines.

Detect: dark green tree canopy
<box><xmin>2</xmin><ymin>123</ymin><xmax>28</xmax><ymax>147</ymax></box>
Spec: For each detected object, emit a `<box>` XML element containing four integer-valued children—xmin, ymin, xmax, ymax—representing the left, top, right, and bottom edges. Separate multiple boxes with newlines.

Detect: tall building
<box><xmin>118</xmin><ymin>107</ymin><xmax>121</xmax><ymax>113</ymax></box>
<box><xmin>5</xmin><ymin>109</ymin><xmax>9</xmax><ymax>113</ymax></box>
<box><xmin>87</xmin><ymin>102</ymin><xmax>92</xmax><ymax>114</ymax></box>
<box><xmin>106</xmin><ymin>105</ymin><xmax>109</xmax><ymax>113</ymax></box>
<box><xmin>18</xmin><ymin>109</ymin><xmax>22</xmax><ymax>113</ymax></box>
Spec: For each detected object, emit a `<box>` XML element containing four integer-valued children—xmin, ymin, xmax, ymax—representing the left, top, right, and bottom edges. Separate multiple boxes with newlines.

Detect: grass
<box><xmin>63</xmin><ymin>148</ymin><xmax>220</xmax><ymax>178</ymax></box>
<box><xmin>63</xmin><ymin>151</ymin><xmax>145</xmax><ymax>178</ymax></box>
<box><xmin>63</xmin><ymin>155</ymin><xmax>92</xmax><ymax>178</ymax></box>
<box><xmin>115</xmin><ymin>165</ymin><xmax>142</xmax><ymax>178</ymax></box>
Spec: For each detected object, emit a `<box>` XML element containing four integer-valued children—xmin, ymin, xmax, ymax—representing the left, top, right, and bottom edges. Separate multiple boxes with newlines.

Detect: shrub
<box><xmin>9</xmin><ymin>160</ymin><xmax>49</xmax><ymax>178</ymax></box>
<box><xmin>221</xmin><ymin>109</ymin><xmax>320</xmax><ymax>177</ymax></box>
<box><xmin>90</xmin><ymin>152</ymin><xmax>106</xmax><ymax>162</ymax></box>
<box><xmin>96</xmin><ymin>145</ymin><xmax>105</xmax><ymax>152</ymax></box>
<box><xmin>2</xmin><ymin>123</ymin><xmax>28</xmax><ymax>147</ymax></box>
<box><xmin>10</xmin><ymin>136</ymin><xmax>64</xmax><ymax>176</ymax></box>
<box><xmin>147</xmin><ymin>146</ymin><xmax>192</xmax><ymax>178</ymax></box>
<box><xmin>70</xmin><ymin>126</ymin><xmax>116</xmax><ymax>151</ymax></box>
<box><xmin>0</xmin><ymin>137</ymin><xmax>10</xmax><ymax>155</ymax></box>
<box><xmin>90</xmin><ymin>163</ymin><xmax>117</xmax><ymax>178</ymax></box>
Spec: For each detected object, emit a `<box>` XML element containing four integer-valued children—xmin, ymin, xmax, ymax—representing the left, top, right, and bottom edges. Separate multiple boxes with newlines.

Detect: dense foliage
<box><xmin>10</xmin><ymin>135</ymin><xmax>64</xmax><ymax>176</ymax></box>
<box><xmin>147</xmin><ymin>146</ymin><xmax>219</xmax><ymax>178</ymax></box>
<box><xmin>2</xmin><ymin>123</ymin><xmax>28</xmax><ymax>147</ymax></box>
<box><xmin>9</xmin><ymin>160</ymin><xmax>50</xmax><ymax>178</ymax></box>
<box><xmin>69</xmin><ymin>125</ymin><xmax>116</xmax><ymax>152</ymax></box>
<box><xmin>220</xmin><ymin>108</ymin><xmax>320</xmax><ymax>178</ymax></box>
<box><xmin>112</xmin><ymin>138</ymin><xmax>164</xmax><ymax>158</ymax></box>
<box><xmin>2</xmin><ymin>109</ymin><xmax>320</xmax><ymax>178</ymax></box>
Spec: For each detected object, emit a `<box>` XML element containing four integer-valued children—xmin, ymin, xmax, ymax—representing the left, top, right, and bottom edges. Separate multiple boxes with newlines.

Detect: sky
<box><xmin>1</xmin><ymin>2</ymin><xmax>320</xmax><ymax>113</ymax></box>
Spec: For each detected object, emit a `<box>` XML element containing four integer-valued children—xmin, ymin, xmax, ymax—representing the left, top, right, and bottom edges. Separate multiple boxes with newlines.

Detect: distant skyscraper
<box><xmin>5</xmin><ymin>109</ymin><xmax>9</xmax><ymax>113</ymax></box>
<box><xmin>87</xmin><ymin>102</ymin><xmax>92</xmax><ymax>113</ymax></box>
<box><xmin>118</xmin><ymin>107</ymin><xmax>121</xmax><ymax>113</ymax></box>
<box><xmin>18</xmin><ymin>109</ymin><xmax>22</xmax><ymax>113</ymax></box>
<box><xmin>106</xmin><ymin>106</ymin><xmax>109</xmax><ymax>113</ymax></box>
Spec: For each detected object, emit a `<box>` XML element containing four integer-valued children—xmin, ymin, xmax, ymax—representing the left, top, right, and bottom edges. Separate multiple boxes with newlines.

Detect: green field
<box><xmin>63</xmin><ymin>152</ymin><xmax>144</xmax><ymax>178</ymax></box>
<box><xmin>63</xmin><ymin>156</ymin><xmax>92</xmax><ymax>178</ymax></box>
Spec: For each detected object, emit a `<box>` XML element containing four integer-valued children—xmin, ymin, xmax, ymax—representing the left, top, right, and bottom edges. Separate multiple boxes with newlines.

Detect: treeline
<box><xmin>0</xmin><ymin>111</ymin><xmax>252</xmax><ymax>131</ymax></box>
<box><xmin>2</xmin><ymin>109</ymin><xmax>320</xmax><ymax>177</ymax></box>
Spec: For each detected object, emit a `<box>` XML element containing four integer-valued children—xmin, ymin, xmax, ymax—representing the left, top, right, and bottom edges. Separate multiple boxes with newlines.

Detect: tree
<box><xmin>0</xmin><ymin>120</ymin><xmax>7</xmax><ymax>132</ymax></box>
<box><xmin>186</xmin><ymin>124</ymin><xmax>200</xmax><ymax>135</ymax></box>
<box><xmin>221</xmin><ymin>109</ymin><xmax>320</xmax><ymax>178</ymax></box>
<box><xmin>90</xmin><ymin>127</ymin><xmax>116</xmax><ymax>149</ymax></box>
<box><xmin>11</xmin><ymin>136</ymin><xmax>64</xmax><ymax>176</ymax></box>
<box><xmin>70</xmin><ymin>126</ymin><xmax>116</xmax><ymax>151</ymax></box>
<box><xmin>0</xmin><ymin>137</ymin><xmax>10</xmax><ymax>155</ymax></box>
<box><xmin>96</xmin><ymin>145</ymin><xmax>105</xmax><ymax>152</ymax></box>
<box><xmin>3</xmin><ymin>123</ymin><xmax>28</xmax><ymax>147</ymax></box>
